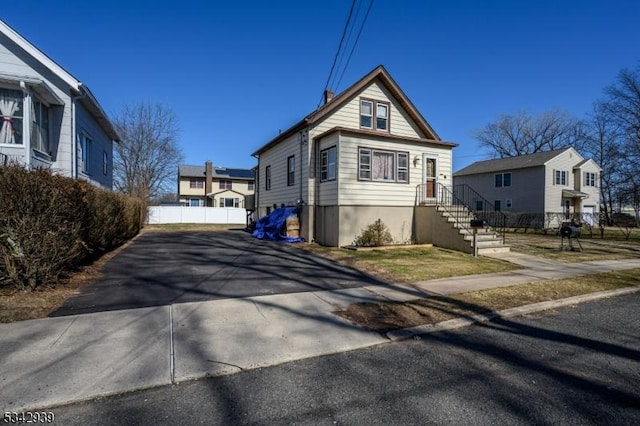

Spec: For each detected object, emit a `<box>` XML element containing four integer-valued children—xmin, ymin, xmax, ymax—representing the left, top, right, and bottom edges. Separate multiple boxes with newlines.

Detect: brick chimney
<box><xmin>205</xmin><ymin>160</ymin><xmax>212</xmax><ymax>206</ymax></box>
<box><xmin>324</xmin><ymin>89</ymin><xmax>334</xmax><ymax>105</ymax></box>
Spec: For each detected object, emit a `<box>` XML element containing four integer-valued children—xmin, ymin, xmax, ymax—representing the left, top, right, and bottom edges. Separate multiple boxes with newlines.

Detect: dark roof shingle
<box><xmin>454</xmin><ymin>149</ymin><xmax>571</xmax><ymax>176</ymax></box>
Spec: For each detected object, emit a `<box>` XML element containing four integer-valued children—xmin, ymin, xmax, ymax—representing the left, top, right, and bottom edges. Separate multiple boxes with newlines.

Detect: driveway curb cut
<box><xmin>385</xmin><ymin>285</ymin><xmax>640</xmax><ymax>341</ymax></box>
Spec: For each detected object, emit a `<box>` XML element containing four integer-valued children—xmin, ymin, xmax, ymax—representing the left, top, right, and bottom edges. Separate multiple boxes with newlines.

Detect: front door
<box><xmin>422</xmin><ymin>155</ymin><xmax>437</xmax><ymax>203</ymax></box>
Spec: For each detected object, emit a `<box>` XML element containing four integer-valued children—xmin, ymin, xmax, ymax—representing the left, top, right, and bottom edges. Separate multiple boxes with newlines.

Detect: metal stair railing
<box><xmin>452</xmin><ymin>183</ymin><xmax>506</xmax><ymax>243</ymax></box>
<box><xmin>433</xmin><ymin>183</ymin><xmax>474</xmax><ymax>236</ymax></box>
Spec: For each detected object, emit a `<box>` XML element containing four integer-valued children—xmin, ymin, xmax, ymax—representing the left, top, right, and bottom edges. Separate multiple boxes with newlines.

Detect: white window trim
<box><xmin>495</xmin><ymin>172</ymin><xmax>511</xmax><ymax>188</ymax></box>
<box><xmin>79</xmin><ymin>132</ymin><xmax>92</xmax><ymax>174</ymax></box>
<box><xmin>287</xmin><ymin>155</ymin><xmax>295</xmax><ymax>186</ymax></box>
<box><xmin>360</xmin><ymin>100</ymin><xmax>373</xmax><ymax>129</ymax></box>
<box><xmin>360</xmin><ymin>99</ymin><xmax>390</xmax><ymax>132</ymax></box>
<box><xmin>320</xmin><ymin>146</ymin><xmax>337</xmax><ymax>182</ymax></box>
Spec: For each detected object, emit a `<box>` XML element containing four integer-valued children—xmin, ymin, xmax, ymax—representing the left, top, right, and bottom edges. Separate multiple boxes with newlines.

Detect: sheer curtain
<box><xmin>0</xmin><ymin>90</ymin><xmax>22</xmax><ymax>144</ymax></box>
<box><xmin>372</xmin><ymin>152</ymin><xmax>394</xmax><ymax>180</ymax></box>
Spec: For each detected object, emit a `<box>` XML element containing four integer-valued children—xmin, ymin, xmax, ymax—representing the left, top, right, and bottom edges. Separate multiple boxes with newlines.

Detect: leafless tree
<box><xmin>475</xmin><ymin>109</ymin><xmax>585</xmax><ymax>158</ymax></box>
<box><xmin>113</xmin><ymin>102</ymin><xmax>183</xmax><ymax>200</ymax></box>
<box><xmin>583</xmin><ymin>102</ymin><xmax>625</xmax><ymax>225</ymax></box>
<box><xmin>599</xmin><ymin>66</ymin><xmax>640</xmax><ymax>225</ymax></box>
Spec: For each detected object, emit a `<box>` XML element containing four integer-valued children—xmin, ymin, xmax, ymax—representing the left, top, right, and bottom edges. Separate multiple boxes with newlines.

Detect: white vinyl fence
<box><xmin>147</xmin><ymin>206</ymin><xmax>247</xmax><ymax>224</ymax></box>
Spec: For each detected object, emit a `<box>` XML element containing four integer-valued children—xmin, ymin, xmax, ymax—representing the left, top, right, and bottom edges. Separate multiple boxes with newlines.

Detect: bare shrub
<box><xmin>354</xmin><ymin>219</ymin><xmax>393</xmax><ymax>247</ymax></box>
<box><xmin>0</xmin><ymin>165</ymin><xmax>142</xmax><ymax>290</ymax></box>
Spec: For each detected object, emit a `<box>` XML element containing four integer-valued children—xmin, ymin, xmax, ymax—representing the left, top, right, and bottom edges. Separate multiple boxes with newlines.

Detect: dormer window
<box><xmin>360</xmin><ymin>99</ymin><xmax>390</xmax><ymax>131</ymax></box>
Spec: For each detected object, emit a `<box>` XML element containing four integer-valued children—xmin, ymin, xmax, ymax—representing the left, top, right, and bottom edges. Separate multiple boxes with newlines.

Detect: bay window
<box><xmin>0</xmin><ymin>89</ymin><xmax>23</xmax><ymax>145</ymax></box>
<box><xmin>31</xmin><ymin>99</ymin><xmax>49</xmax><ymax>153</ymax></box>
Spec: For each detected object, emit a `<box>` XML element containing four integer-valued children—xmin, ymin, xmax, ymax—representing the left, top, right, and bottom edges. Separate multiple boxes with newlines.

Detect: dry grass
<box><xmin>506</xmin><ymin>231</ymin><xmax>640</xmax><ymax>262</ymax></box>
<box><xmin>298</xmin><ymin>244</ymin><xmax>518</xmax><ymax>283</ymax></box>
<box><xmin>336</xmin><ymin>269</ymin><xmax>640</xmax><ymax>332</ymax></box>
<box><xmin>0</xmin><ymin>236</ymin><xmax>139</xmax><ymax>323</ymax></box>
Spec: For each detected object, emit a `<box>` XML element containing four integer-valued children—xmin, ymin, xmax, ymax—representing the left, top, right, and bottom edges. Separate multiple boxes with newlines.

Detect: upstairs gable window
<box><xmin>360</xmin><ymin>99</ymin><xmax>390</xmax><ymax>132</ymax></box>
<box><xmin>584</xmin><ymin>172</ymin><xmax>597</xmax><ymax>187</ymax></box>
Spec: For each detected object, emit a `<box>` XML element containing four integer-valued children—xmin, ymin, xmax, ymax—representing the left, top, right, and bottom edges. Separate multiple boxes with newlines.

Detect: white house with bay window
<box><xmin>0</xmin><ymin>19</ymin><xmax>118</xmax><ymax>188</ymax></box>
<box><xmin>252</xmin><ymin>65</ymin><xmax>456</xmax><ymax>246</ymax></box>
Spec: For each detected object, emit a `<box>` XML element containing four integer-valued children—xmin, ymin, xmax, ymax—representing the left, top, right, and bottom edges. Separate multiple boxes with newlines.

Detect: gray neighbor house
<box><xmin>0</xmin><ymin>19</ymin><xmax>118</xmax><ymax>189</ymax></box>
<box><xmin>454</xmin><ymin>148</ymin><xmax>601</xmax><ymax>227</ymax></box>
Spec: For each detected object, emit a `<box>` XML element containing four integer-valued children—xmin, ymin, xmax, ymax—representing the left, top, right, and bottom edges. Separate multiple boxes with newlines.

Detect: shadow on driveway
<box><xmin>50</xmin><ymin>230</ymin><xmax>388</xmax><ymax>317</ymax></box>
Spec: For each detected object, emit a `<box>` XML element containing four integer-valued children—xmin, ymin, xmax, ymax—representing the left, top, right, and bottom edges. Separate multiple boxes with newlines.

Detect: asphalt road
<box><xmin>51</xmin><ymin>230</ymin><xmax>386</xmax><ymax>316</ymax></box>
<box><xmin>51</xmin><ymin>293</ymin><xmax>640</xmax><ymax>425</ymax></box>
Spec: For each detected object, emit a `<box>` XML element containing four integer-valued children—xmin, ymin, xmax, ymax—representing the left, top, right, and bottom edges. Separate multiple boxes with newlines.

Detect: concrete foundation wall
<box><xmin>336</xmin><ymin>206</ymin><xmax>415</xmax><ymax>247</ymax></box>
<box><xmin>414</xmin><ymin>206</ymin><xmax>473</xmax><ymax>254</ymax></box>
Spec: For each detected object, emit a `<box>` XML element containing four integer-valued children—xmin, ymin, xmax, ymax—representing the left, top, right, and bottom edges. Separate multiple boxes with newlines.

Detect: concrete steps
<box><xmin>437</xmin><ymin>204</ymin><xmax>510</xmax><ymax>255</ymax></box>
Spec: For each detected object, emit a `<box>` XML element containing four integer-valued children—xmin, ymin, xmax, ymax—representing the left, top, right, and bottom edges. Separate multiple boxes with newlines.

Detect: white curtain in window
<box><xmin>0</xmin><ymin>94</ymin><xmax>19</xmax><ymax>144</ymax></box>
<box><xmin>373</xmin><ymin>152</ymin><xmax>394</xmax><ymax>180</ymax></box>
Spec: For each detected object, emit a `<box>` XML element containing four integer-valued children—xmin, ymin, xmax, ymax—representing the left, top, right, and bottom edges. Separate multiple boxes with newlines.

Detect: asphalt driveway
<box><xmin>51</xmin><ymin>230</ymin><xmax>387</xmax><ymax>316</ymax></box>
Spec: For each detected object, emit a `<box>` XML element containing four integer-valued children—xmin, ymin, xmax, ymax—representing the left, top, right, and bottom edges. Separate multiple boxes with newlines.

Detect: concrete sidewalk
<box><xmin>2</xmin><ymin>255</ymin><xmax>640</xmax><ymax>411</ymax></box>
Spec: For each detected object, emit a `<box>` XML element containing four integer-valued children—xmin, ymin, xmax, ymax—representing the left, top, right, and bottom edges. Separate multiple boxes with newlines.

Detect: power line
<box><xmin>334</xmin><ymin>0</ymin><xmax>374</xmax><ymax>91</ymax></box>
<box><xmin>318</xmin><ymin>0</ymin><xmax>358</xmax><ymax>108</ymax></box>
<box><xmin>328</xmin><ymin>0</ymin><xmax>363</xmax><ymax>91</ymax></box>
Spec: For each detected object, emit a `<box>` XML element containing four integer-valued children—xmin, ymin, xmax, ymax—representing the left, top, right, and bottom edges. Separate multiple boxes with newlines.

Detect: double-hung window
<box><xmin>221</xmin><ymin>197</ymin><xmax>239</xmax><ymax>208</ymax></box>
<box><xmin>248</xmin><ymin>181</ymin><xmax>255</xmax><ymax>191</ymax></box>
<box><xmin>495</xmin><ymin>172</ymin><xmax>512</xmax><ymax>187</ymax></box>
<box><xmin>358</xmin><ymin>148</ymin><xmax>409</xmax><ymax>183</ymax></box>
<box><xmin>554</xmin><ymin>170</ymin><xmax>568</xmax><ymax>186</ymax></box>
<box><xmin>79</xmin><ymin>133</ymin><xmax>92</xmax><ymax>174</ymax></box>
<box><xmin>190</xmin><ymin>178</ymin><xmax>204</xmax><ymax>189</ymax></box>
<box><xmin>320</xmin><ymin>146</ymin><xmax>337</xmax><ymax>182</ymax></box>
<box><xmin>31</xmin><ymin>99</ymin><xmax>49</xmax><ymax>153</ymax></box>
<box><xmin>0</xmin><ymin>89</ymin><xmax>23</xmax><ymax>145</ymax></box>
<box><xmin>103</xmin><ymin>151</ymin><xmax>108</xmax><ymax>176</ymax></box>
<box><xmin>360</xmin><ymin>99</ymin><xmax>390</xmax><ymax>131</ymax></box>
<box><xmin>287</xmin><ymin>155</ymin><xmax>295</xmax><ymax>186</ymax></box>
<box><xmin>219</xmin><ymin>180</ymin><xmax>232</xmax><ymax>190</ymax></box>
<box><xmin>584</xmin><ymin>172</ymin><xmax>597</xmax><ymax>187</ymax></box>
<box><xmin>265</xmin><ymin>165</ymin><xmax>271</xmax><ymax>190</ymax></box>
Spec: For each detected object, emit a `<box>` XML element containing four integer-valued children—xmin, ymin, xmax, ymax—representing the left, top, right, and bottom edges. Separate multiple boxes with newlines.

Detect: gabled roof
<box><xmin>252</xmin><ymin>65</ymin><xmax>446</xmax><ymax>156</ymax></box>
<box><xmin>454</xmin><ymin>148</ymin><xmax>575</xmax><ymax>176</ymax></box>
<box><xmin>178</xmin><ymin>164</ymin><xmax>255</xmax><ymax>180</ymax></box>
<box><xmin>0</xmin><ymin>19</ymin><xmax>119</xmax><ymax>141</ymax></box>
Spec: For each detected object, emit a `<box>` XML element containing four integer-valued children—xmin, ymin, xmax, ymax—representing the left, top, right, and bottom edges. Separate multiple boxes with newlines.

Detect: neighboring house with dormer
<box><xmin>251</xmin><ymin>65</ymin><xmax>457</xmax><ymax>247</ymax></box>
<box><xmin>178</xmin><ymin>161</ymin><xmax>255</xmax><ymax>208</ymax></box>
<box><xmin>453</xmin><ymin>148</ymin><xmax>601</xmax><ymax>225</ymax></box>
<box><xmin>0</xmin><ymin>19</ymin><xmax>119</xmax><ymax>188</ymax></box>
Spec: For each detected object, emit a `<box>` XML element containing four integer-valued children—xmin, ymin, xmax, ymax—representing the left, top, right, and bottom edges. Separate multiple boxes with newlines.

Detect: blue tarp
<box><xmin>252</xmin><ymin>207</ymin><xmax>304</xmax><ymax>243</ymax></box>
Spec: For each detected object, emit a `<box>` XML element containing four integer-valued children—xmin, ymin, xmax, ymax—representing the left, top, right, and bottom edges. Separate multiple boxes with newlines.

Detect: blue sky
<box><xmin>3</xmin><ymin>1</ymin><xmax>639</xmax><ymax>171</ymax></box>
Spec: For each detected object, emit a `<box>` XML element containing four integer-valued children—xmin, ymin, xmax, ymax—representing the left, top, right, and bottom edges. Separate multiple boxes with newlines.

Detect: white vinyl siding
<box><xmin>257</xmin><ymin>132</ymin><xmax>303</xmax><ymax>208</ymax></box>
<box><xmin>544</xmin><ymin>148</ymin><xmax>583</xmax><ymax>213</ymax></box>
<box><xmin>311</xmin><ymin>80</ymin><xmax>426</xmax><ymax>139</ymax></box>
<box><xmin>316</xmin><ymin>133</ymin><xmax>339</xmax><ymax>205</ymax></box>
<box><xmin>339</xmin><ymin>134</ymin><xmax>451</xmax><ymax>206</ymax></box>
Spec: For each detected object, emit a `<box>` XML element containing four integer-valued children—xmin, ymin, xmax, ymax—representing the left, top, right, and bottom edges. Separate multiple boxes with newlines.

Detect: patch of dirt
<box><xmin>0</xmin><ymin>235</ymin><xmax>139</xmax><ymax>323</ymax></box>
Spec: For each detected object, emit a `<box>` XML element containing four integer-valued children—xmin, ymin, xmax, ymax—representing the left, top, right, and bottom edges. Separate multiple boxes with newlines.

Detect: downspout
<box><xmin>252</xmin><ymin>153</ymin><xmax>260</xmax><ymax>218</ymax></box>
<box><xmin>71</xmin><ymin>87</ymin><xmax>87</xmax><ymax>179</ymax></box>
<box><xmin>19</xmin><ymin>81</ymin><xmax>31</xmax><ymax>169</ymax></box>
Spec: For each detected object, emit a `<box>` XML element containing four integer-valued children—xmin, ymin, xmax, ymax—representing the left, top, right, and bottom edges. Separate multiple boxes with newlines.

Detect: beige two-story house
<box><xmin>178</xmin><ymin>161</ymin><xmax>255</xmax><ymax>207</ymax></box>
<box><xmin>454</xmin><ymin>148</ymin><xmax>601</xmax><ymax>225</ymax></box>
<box><xmin>252</xmin><ymin>65</ymin><xmax>457</xmax><ymax>247</ymax></box>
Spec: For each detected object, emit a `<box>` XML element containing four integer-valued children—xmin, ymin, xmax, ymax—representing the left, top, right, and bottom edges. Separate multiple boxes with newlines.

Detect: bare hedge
<box><xmin>0</xmin><ymin>165</ymin><xmax>143</xmax><ymax>290</ymax></box>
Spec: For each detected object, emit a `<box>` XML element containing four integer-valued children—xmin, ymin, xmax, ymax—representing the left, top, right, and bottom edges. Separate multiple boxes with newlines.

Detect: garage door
<box><xmin>583</xmin><ymin>205</ymin><xmax>596</xmax><ymax>225</ymax></box>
